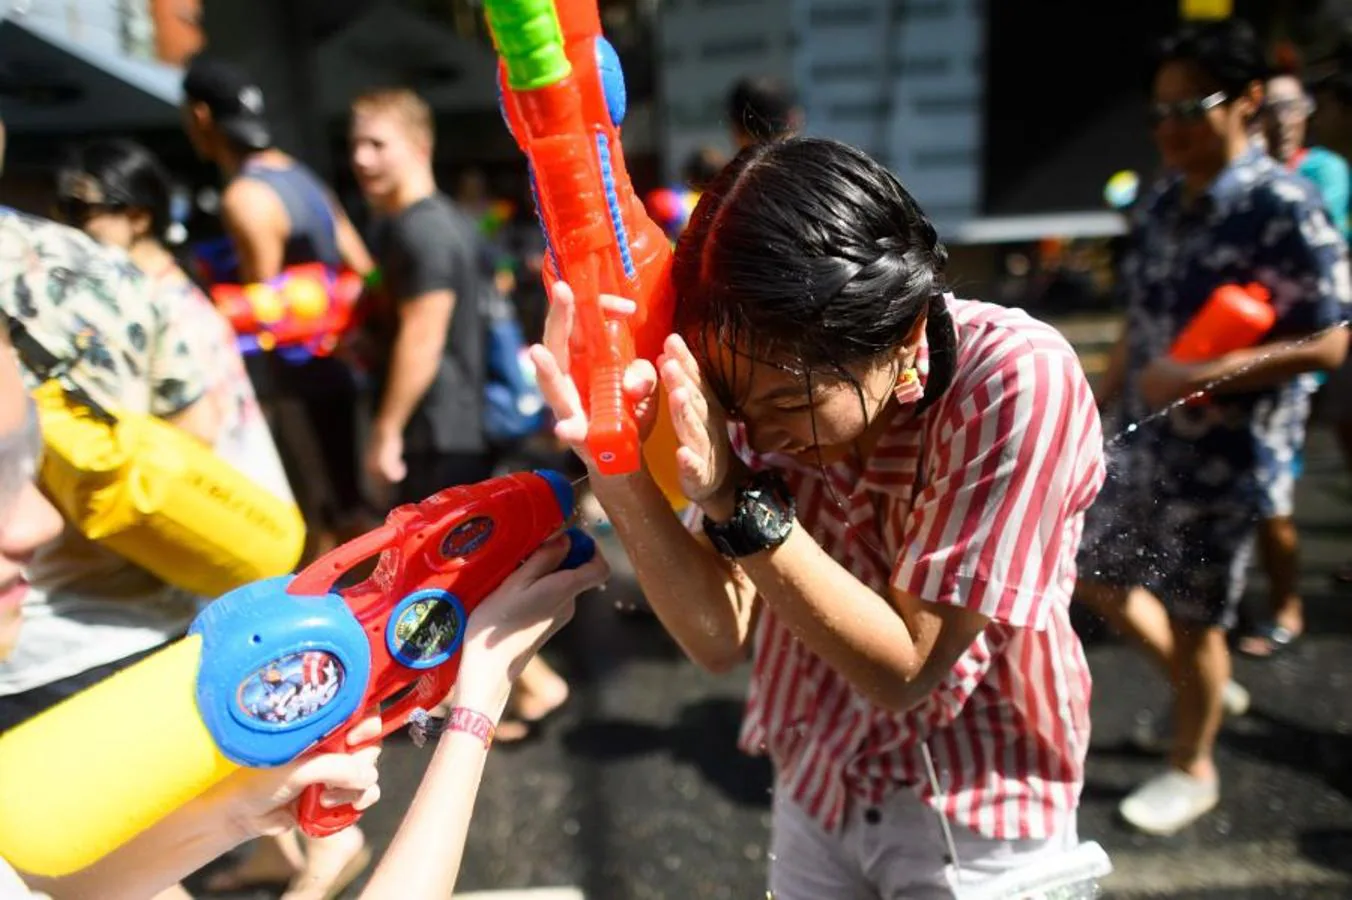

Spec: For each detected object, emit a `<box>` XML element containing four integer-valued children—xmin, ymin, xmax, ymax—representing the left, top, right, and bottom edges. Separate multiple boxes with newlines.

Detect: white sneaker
<box><xmin>1119</xmin><ymin>769</ymin><xmax>1219</xmax><ymax>836</ymax></box>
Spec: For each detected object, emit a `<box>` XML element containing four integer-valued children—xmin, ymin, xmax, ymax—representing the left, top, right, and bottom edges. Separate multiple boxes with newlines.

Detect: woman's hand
<box><xmin>657</xmin><ymin>334</ymin><xmax>737</xmax><ymax>510</ymax></box>
<box><xmin>211</xmin><ymin>715</ymin><xmax>384</xmax><ymax>842</ymax></box>
<box><xmin>527</xmin><ymin>281</ymin><xmax>660</xmax><ymax>473</ymax></box>
<box><xmin>451</xmin><ymin>534</ymin><xmax>611</xmax><ymax>715</ymax></box>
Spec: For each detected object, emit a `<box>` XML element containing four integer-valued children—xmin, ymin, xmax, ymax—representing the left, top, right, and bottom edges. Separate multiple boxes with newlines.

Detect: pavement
<box><xmin>191</xmin><ymin>313</ymin><xmax>1352</xmax><ymax>900</ymax></box>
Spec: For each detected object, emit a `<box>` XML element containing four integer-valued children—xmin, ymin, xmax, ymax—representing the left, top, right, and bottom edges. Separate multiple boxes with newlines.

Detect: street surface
<box><xmin>191</xmin><ymin>315</ymin><xmax>1352</xmax><ymax>900</ymax></box>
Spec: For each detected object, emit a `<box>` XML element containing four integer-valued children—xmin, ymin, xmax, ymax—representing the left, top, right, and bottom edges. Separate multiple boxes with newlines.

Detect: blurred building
<box><xmin>657</xmin><ymin>0</ymin><xmax>983</xmax><ymax>232</ymax></box>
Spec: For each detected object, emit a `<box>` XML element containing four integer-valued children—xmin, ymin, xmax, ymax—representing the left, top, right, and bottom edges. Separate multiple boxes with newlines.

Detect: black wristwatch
<box><xmin>702</xmin><ymin>469</ymin><xmax>797</xmax><ymax>558</ymax></box>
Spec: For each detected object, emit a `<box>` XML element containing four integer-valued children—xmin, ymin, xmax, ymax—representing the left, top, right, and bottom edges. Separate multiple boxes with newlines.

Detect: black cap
<box><xmin>181</xmin><ymin>54</ymin><xmax>272</xmax><ymax>151</ymax></box>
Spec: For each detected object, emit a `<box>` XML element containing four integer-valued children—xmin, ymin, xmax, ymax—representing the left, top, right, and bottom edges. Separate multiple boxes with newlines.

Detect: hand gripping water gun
<box><xmin>1169</xmin><ymin>282</ymin><xmax>1276</xmax><ymax>363</ymax></box>
<box><xmin>485</xmin><ymin>0</ymin><xmax>686</xmax><ymax>506</ymax></box>
<box><xmin>209</xmin><ymin>262</ymin><xmax>369</xmax><ymax>362</ymax></box>
<box><xmin>0</xmin><ymin>469</ymin><xmax>594</xmax><ymax>878</ymax></box>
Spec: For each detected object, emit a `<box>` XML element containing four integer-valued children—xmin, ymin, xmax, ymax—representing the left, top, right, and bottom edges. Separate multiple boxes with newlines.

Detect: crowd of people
<box><xmin>0</xmin><ymin>12</ymin><xmax>1348</xmax><ymax>900</ymax></box>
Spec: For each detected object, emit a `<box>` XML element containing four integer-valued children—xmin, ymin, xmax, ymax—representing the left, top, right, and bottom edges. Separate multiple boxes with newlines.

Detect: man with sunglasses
<box><xmin>1076</xmin><ymin>19</ymin><xmax>1350</xmax><ymax>837</ymax></box>
<box><xmin>1224</xmin><ymin>61</ymin><xmax>1352</xmax><ymax>663</ymax></box>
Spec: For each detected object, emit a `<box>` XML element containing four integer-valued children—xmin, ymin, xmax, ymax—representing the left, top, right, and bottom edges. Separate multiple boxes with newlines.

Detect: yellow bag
<box><xmin>32</xmin><ymin>379</ymin><xmax>305</xmax><ymax>599</ymax></box>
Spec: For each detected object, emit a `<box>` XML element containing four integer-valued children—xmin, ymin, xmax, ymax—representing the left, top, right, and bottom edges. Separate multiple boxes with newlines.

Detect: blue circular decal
<box><xmin>440</xmin><ymin>515</ymin><xmax>494</xmax><ymax>559</ymax></box>
<box><xmin>236</xmin><ymin>650</ymin><xmax>345</xmax><ymax>727</ymax></box>
<box><xmin>386</xmin><ymin>589</ymin><xmax>466</xmax><ymax>670</ymax></box>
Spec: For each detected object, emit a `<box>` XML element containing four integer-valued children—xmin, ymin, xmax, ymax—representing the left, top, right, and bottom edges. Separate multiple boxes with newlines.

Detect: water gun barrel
<box><xmin>1170</xmin><ymin>282</ymin><xmax>1276</xmax><ymax>363</ymax></box>
<box><xmin>0</xmin><ymin>636</ymin><xmax>239</xmax><ymax>876</ymax></box>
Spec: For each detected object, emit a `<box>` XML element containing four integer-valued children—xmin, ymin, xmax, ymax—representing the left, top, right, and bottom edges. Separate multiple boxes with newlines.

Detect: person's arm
<box><xmin>23</xmin><ymin>725</ymin><xmax>382</xmax><ymax>900</ymax></box>
<box><xmin>358</xmin><ymin>536</ymin><xmax>610</xmax><ymax>900</ymax></box>
<box><xmin>373</xmin><ymin>290</ymin><xmax>453</xmax><ymax>440</ymax></box>
<box><xmin>333</xmin><ymin>208</ymin><xmax>375</xmax><ymax>278</ymax></box>
<box><xmin>220</xmin><ymin>179</ymin><xmax>289</xmax><ymax>283</ymax></box>
<box><xmin>593</xmin><ymin>470</ymin><xmax>760</xmax><ymax>671</ymax></box>
<box><xmin>1184</xmin><ymin>325</ymin><xmax>1347</xmax><ymax>395</ymax></box>
<box><xmin>1145</xmin><ymin>192</ymin><xmax>1351</xmax><ymax>408</ymax></box>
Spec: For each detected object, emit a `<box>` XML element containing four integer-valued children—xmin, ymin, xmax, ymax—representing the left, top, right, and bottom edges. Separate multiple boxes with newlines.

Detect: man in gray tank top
<box><xmin>181</xmin><ymin>56</ymin><xmax>380</xmax><ymax>569</ymax></box>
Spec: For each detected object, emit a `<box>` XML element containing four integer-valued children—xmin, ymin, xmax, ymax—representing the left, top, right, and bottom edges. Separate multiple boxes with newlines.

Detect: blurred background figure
<box><xmin>53</xmin><ymin>139</ymin><xmax>295</xmax><ymax>512</ymax></box>
<box><xmin>180</xmin><ymin>54</ymin><xmax>378</xmax><ymax>569</ymax></box>
<box><xmin>725</xmin><ymin>74</ymin><xmax>803</xmax><ymax>149</ymax></box>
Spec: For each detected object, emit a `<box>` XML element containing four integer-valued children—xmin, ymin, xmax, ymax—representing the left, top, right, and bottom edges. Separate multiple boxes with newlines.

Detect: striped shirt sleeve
<box><xmin>892</xmin><ymin>345</ymin><xmax>1088</xmax><ymax>629</ymax></box>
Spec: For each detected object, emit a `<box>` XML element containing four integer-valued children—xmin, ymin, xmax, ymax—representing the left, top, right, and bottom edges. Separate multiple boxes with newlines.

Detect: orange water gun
<box><xmin>1170</xmin><ymin>282</ymin><xmax>1275</xmax><ymax>363</ymax></box>
<box><xmin>1168</xmin><ymin>282</ymin><xmax>1275</xmax><ymax>405</ymax></box>
<box><xmin>485</xmin><ymin>0</ymin><xmax>684</xmax><ymax>504</ymax></box>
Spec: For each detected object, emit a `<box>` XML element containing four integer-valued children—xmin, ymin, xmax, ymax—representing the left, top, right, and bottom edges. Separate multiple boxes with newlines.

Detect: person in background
<box><xmin>0</xmin><ymin>113</ymin><xmax>218</xmax><ymax>895</ymax></box>
<box><xmin>53</xmin><ymin>139</ymin><xmax>294</xmax><ymax>511</ymax></box>
<box><xmin>726</xmin><ymin>74</ymin><xmax>804</xmax><ymax>149</ymax></box>
<box><xmin>1232</xmin><ymin>50</ymin><xmax>1352</xmax><ymax>659</ymax></box>
<box><xmin>180</xmin><ymin>54</ymin><xmax>376</xmax><ymax>567</ymax></box>
<box><xmin>1306</xmin><ymin>45</ymin><xmax>1352</xmax><ymax>588</ymax></box>
<box><xmin>681</xmin><ymin>145</ymin><xmax>728</xmax><ymax>192</ymax></box>
<box><xmin>348</xmin><ymin>88</ymin><xmax>569</xmax><ymax>744</ymax></box>
<box><xmin>1076</xmin><ymin>19</ymin><xmax>1350</xmax><ymax>837</ymax></box>
<box><xmin>0</xmin><ymin>117</ymin><xmax>61</xmax><ymax>670</ymax></box>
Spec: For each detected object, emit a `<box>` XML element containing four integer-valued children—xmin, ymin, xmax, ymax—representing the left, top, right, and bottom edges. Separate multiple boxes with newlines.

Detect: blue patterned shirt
<box><xmin>1112</xmin><ymin>145</ymin><xmax>1351</xmax><ymax>504</ymax></box>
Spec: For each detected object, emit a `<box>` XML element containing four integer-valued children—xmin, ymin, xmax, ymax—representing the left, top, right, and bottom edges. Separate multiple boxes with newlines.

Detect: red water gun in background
<box><xmin>1168</xmin><ymin>282</ymin><xmax>1275</xmax><ymax>404</ymax></box>
<box><xmin>209</xmin><ymin>263</ymin><xmax>369</xmax><ymax>362</ymax></box>
<box><xmin>1170</xmin><ymin>282</ymin><xmax>1276</xmax><ymax>363</ymax></box>
<box><xmin>485</xmin><ymin>0</ymin><xmax>682</xmax><ymax>486</ymax></box>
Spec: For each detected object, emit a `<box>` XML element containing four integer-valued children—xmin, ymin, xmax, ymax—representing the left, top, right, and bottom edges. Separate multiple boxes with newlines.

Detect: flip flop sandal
<box><xmin>1238</xmin><ymin>621</ymin><xmax>1302</xmax><ymax>659</ymax></box>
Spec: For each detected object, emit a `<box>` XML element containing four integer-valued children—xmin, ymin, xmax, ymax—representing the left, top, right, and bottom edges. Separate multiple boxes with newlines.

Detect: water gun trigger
<box><xmin>293</xmin><ymin>700</ymin><xmax>387</xmax><ymax>837</ymax></box>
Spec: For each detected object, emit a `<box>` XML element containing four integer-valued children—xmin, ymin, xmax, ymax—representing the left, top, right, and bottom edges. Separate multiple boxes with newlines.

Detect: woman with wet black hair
<box><xmin>531</xmin><ymin>137</ymin><xmax>1107</xmax><ymax>897</ymax></box>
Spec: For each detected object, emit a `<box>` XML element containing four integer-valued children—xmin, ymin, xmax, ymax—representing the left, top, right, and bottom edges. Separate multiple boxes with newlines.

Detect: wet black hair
<box><xmin>1154</xmin><ymin>18</ymin><xmax>1269</xmax><ymax>95</ymax></box>
<box><xmin>672</xmin><ymin>136</ymin><xmax>956</xmax><ymax>420</ymax></box>
<box><xmin>726</xmin><ymin>75</ymin><xmax>801</xmax><ymax>144</ymax></box>
<box><xmin>58</xmin><ymin>139</ymin><xmax>174</xmax><ymax>241</ymax></box>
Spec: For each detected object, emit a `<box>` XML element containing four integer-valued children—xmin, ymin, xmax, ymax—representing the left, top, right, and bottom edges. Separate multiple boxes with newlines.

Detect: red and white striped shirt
<box><xmin>691</xmin><ymin>298</ymin><xmax>1105</xmax><ymax>841</ymax></box>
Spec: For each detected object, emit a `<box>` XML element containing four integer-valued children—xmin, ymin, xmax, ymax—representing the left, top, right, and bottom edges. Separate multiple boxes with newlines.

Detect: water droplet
<box><xmin>562</xmin><ymin>818</ymin><xmax>581</xmax><ymax>836</ymax></box>
<box><xmin>744</xmin><ymin>843</ymin><xmax>763</xmax><ymax>861</ymax></box>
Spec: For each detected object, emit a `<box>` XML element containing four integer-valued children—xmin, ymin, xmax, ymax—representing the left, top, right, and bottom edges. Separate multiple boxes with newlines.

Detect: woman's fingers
<box><xmin>668</xmin><ymin>386</ymin><xmax>711</xmax><ymax>462</ymax></box>
<box><xmin>599</xmin><ymin>294</ymin><xmax>638</xmax><ymax>317</ymax></box>
<box><xmin>665</xmin><ymin>334</ymin><xmax>705</xmax><ymax>386</ymax></box>
<box><xmin>529</xmin><ymin>344</ymin><xmax>584</xmax><ymax>426</ymax></box>
<box><xmin>318</xmin><ymin>784</ymin><xmax>381</xmax><ymax>811</ymax></box>
<box><xmin>544</xmin><ymin>281</ymin><xmax>577</xmax><ymax>376</ymax></box>
<box><xmin>623</xmin><ymin>359</ymin><xmax>658</xmax><ymax>403</ymax></box>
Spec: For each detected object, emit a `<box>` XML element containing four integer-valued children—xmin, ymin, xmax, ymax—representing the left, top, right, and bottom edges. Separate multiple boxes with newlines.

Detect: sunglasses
<box><xmin>1149</xmin><ymin>91</ymin><xmax>1228</xmax><ymax>126</ymax></box>
<box><xmin>53</xmin><ymin>196</ymin><xmax>126</xmax><ymax>225</ymax></box>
